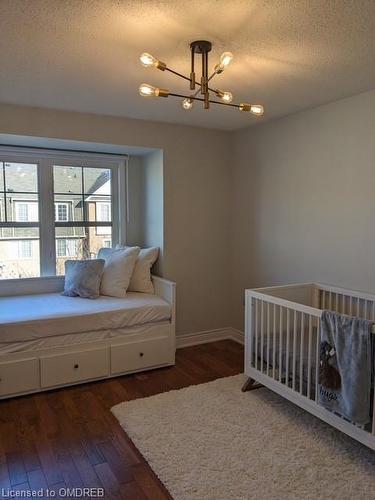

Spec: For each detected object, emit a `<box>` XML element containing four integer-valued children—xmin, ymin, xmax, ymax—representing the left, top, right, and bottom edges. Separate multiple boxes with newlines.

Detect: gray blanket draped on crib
<box><xmin>318</xmin><ymin>310</ymin><xmax>373</xmax><ymax>426</ymax></box>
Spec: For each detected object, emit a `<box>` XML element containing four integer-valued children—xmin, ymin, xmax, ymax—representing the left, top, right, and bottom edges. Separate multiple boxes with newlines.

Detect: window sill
<box><xmin>0</xmin><ymin>275</ymin><xmax>64</xmax><ymax>297</ymax></box>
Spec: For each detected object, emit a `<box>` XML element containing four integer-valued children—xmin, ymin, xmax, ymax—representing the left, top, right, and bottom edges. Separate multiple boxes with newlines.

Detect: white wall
<box><xmin>0</xmin><ymin>103</ymin><xmax>232</xmax><ymax>336</ymax></box>
<box><xmin>141</xmin><ymin>150</ymin><xmax>164</xmax><ymax>275</ymax></box>
<box><xmin>231</xmin><ymin>89</ymin><xmax>375</xmax><ymax>329</ymax></box>
<box><xmin>125</xmin><ymin>156</ymin><xmax>144</xmax><ymax>247</ymax></box>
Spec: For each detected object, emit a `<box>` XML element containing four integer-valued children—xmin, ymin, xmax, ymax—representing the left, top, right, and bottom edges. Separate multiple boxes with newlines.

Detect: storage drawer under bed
<box><xmin>111</xmin><ymin>336</ymin><xmax>171</xmax><ymax>374</ymax></box>
<box><xmin>40</xmin><ymin>347</ymin><xmax>109</xmax><ymax>388</ymax></box>
<box><xmin>0</xmin><ymin>358</ymin><xmax>39</xmax><ymax>396</ymax></box>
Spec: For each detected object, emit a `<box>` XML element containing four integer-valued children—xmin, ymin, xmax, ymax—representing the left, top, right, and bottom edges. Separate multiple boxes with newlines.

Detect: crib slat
<box><xmin>315</xmin><ymin>318</ymin><xmax>320</xmax><ymax>402</ymax></box>
<box><xmin>299</xmin><ymin>313</ymin><xmax>305</xmax><ymax>395</ymax></box>
<box><xmin>279</xmin><ymin>306</ymin><xmax>283</xmax><ymax>383</ymax></box>
<box><xmin>249</xmin><ymin>298</ymin><xmax>254</xmax><ymax>368</ymax></box>
<box><xmin>266</xmin><ymin>303</ymin><xmax>270</xmax><ymax>375</ymax></box>
<box><xmin>307</xmin><ymin>315</ymin><xmax>312</xmax><ymax>398</ymax></box>
<box><xmin>254</xmin><ymin>299</ymin><xmax>258</xmax><ymax>370</ymax></box>
<box><xmin>356</xmin><ymin>297</ymin><xmax>360</xmax><ymax>316</ymax></box>
<box><xmin>260</xmin><ymin>301</ymin><xmax>264</xmax><ymax>372</ymax></box>
<box><xmin>322</xmin><ymin>291</ymin><xmax>326</xmax><ymax>309</ymax></box>
<box><xmin>364</xmin><ymin>300</ymin><xmax>368</xmax><ymax>320</ymax></box>
<box><xmin>328</xmin><ymin>291</ymin><xmax>332</xmax><ymax>310</ymax></box>
<box><xmin>272</xmin><ymin>304</ymin><xmax>276</xmax><ymax>379</ymax></box>
<box><xmin>292</xmin><ymin>310</ymin><xmax>297</xmax><ymax>391</ymax></box>
<box><xmin>286</xmin><ymin>309</ymin><xmax>290</xmax><ymax>387</ymax></box>
<box><xmin>349</xmin><ymin>297</ymin><xmax>353</xmax><ymax>315</ymax></box>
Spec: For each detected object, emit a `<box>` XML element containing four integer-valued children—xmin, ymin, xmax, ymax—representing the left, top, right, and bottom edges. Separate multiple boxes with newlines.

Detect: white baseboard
<box><xmin>176</xmin><ymin>327</ymin><xmax>244</xmax><ymax>349</ymax></box>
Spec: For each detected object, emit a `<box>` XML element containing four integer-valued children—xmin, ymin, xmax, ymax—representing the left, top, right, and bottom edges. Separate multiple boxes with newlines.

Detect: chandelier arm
<box><xmin>169</xmin><ymin>92</ymin><xmax>240</xmax><ymax>109</ymax></box>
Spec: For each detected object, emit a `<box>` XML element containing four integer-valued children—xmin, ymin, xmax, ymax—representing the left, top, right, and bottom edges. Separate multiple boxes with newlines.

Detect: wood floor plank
<box><xmin>0</xmin><ymin>340</ymin><xmax>243</xmax><ymax>499</ymax></box>
<box><xmin>6</xmin><ymin>451</ymin><xmax>28</xmax><ymax>486</ymax></box>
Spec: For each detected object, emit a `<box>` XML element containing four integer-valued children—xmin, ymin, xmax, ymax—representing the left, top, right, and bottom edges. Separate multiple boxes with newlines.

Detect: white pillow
<box><xmin>98</xmin><ymin>247</ymin><xmax>140</xmax><ymax>297</ymax></box>
<box><xmin>116</xmin><ymin>245</ymin><xmax>159</xmax><ymax>294</ymax></box>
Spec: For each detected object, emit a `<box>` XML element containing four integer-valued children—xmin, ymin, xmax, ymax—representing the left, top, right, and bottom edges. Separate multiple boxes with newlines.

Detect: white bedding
<box><xmin>0</xmin><ymin>292</ymin><xmax>171</xmax><ymax>343</ymax></box>
<box><xmin>0</xmin><ymin>321</ymin><xmax>171</xmax><ymax>354</ymax></box>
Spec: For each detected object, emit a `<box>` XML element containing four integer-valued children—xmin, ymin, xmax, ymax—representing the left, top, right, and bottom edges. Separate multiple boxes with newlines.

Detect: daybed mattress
<box><xmin>0</xmin><ymin>321</ymin><xmax>171</xmax><ymax>354</ymax></box>
<box><xmin>0</xmin><ymin>292</ymin><xmax>171</xmax><ymax>343</ymax></box>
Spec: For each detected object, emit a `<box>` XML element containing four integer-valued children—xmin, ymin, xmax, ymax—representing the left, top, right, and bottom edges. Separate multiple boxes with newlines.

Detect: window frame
<box><xmin>0</xmin><ymin>147</ymin><xmax>128</xmax><ymax>280</ymax></box>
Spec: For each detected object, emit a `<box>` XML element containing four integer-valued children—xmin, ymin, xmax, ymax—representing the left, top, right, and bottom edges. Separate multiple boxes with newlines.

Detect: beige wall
<box><xmin>0</xmin><ymin>103</ymin><xmax>232</xmax><ymax>336</ymax></box>
<box><xmin>231</xmin><ymin>89</ymin><xmax>375</xmax><ymax>329</ymax></box>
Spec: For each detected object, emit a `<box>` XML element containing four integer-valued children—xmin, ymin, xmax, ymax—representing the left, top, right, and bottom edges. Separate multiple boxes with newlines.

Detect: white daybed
<box><xmin>0</xmin><ymin>275</ymin><xmax>176</xmax><ymax>399</ymax></box>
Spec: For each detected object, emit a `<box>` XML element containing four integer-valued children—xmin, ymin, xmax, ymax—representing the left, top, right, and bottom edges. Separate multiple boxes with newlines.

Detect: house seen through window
<box><xmin>0</xmin><ymin>150</ymin><xmax>125</xmax><ymax>279</ymax></box>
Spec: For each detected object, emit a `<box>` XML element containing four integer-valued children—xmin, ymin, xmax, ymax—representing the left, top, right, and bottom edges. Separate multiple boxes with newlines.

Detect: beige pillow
<box><xmin>116</xmin><ymin>246</ymin><xmax>159</xmax><ymax>294</ymax></box>
<box><xmin>98</xmin><ymin>247</ymin><xmax>140</xmax><ymax>297</ymax></box>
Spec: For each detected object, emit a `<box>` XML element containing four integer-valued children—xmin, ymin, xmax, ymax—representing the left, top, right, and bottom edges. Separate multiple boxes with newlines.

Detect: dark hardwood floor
<box><xmin>0</xmin><ymin>340</ymin><xmax>243</xmax><ymax>499</ymax></box>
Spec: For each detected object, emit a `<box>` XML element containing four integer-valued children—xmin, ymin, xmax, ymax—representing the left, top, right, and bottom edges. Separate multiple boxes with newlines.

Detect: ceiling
<box><xmin>1</xmin><ymin>0</ymin><xmax>375</xmax><ymax>130</ymax></box>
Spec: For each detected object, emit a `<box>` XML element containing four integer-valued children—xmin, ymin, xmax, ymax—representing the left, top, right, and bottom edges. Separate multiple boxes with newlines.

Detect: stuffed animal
<box><xmin>319</xmin><ymin>341</ymin><xmax>341</xmax><ymax>390</ymax></box>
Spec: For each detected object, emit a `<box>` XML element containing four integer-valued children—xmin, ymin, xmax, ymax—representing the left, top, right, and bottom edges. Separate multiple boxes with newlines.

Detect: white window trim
<box><xmin>0</xmin><ymin>146</ymin><xmax>128</xmax><ymax>281</ymax></box>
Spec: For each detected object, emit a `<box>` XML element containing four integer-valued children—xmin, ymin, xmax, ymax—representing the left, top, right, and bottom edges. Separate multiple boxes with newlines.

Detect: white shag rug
<box><xmin>111</xmin><ymin>375</ymin><xmax>375</xmax><ymax>500</ymax></box>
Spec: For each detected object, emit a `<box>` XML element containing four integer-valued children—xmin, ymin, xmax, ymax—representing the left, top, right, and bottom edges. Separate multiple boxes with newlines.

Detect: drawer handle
<box><xmin>139</xmin><ymin>352</ymin><xmax>144</xmax><ymax>357</ymax></box>
<box><xmin>74</xmin><ymin>364</ymin><xmax>79</xmax><ymax>369</ymax></box>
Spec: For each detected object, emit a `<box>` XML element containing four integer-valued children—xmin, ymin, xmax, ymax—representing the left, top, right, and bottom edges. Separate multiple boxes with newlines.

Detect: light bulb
<box><xmin>250</xmin><ymin>104</ymin><xmax>264</xmax><ymax>116</ymax></box>
<box><xmin>140</xmin><ymin>52</ymin><xmax>157</xmax><ymax>67</ymax></box>
<box><xmin>139</xmin><ymin>83</ymin><xmax>157</xmax><ymax>97</ymax></box>
<box><xmin>239</xmin><ymin>103</ymin><xmax>264</xmax><ymax>116</ymax></box>
<box><xmin>182</xmin><ymin>98</ymin><xmax>193</xmax><ymax>110</ymax></box>
<box><xmin>138</xmin><ymin>83</ymin><xmax>169</xmax><ymax>98</ymax></box>
<box><xmin>217</xmin><ymin>90</ymin><xmax>233</xmax><ymax>103</ymax></box>
<box><xmin>219</xmin><ymin>52</ymin><xmax>233</xmax><ymax>68</ymax></box>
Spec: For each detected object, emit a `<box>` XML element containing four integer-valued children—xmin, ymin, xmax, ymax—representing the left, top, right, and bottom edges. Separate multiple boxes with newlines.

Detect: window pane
<box><xmin>5</xmin><ymin>163</ymin><xmax>38</xmax><ymax>193</ymax></box>
<box><xmin>0</xmin><ymin>194</ymin><xmax>4</xmax><ymax>222</ymax></box>
<box><xmin>0</xmin><ymin>162</ymin><xmax>4</xmax><ymax>191</ymax></box>
<box><xmin>55</xmin><ymin>226</ymin><xmax>112</xmax><ymax>275</ymax></box>
<box><xmin>0</xmin><ymin>231</ymin><xmax>40</xmax><ymax>279</ymax></box>
<box><xmin>53</xmin><ymin>194</ymin><xmax>83</xmax><ymax>222</ymax></box>
<box><xmin>83</xmin><ymin>168</ymin><xmax>111</xmax><ymax>195</ymax></box>
<box><xmin>54</xmin><ymin>166</ymin><xmax>82</xmax><ymax>194</ymax></box>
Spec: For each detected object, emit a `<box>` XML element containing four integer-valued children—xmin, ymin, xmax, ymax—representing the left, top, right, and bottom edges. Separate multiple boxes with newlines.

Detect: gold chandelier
<box><xmin>138</xmin><ymin>40</ymin><xmax>264</xmax><ymax>116</ymax></box>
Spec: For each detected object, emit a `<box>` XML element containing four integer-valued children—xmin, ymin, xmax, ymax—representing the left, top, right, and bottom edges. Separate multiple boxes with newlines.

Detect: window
<box><xmin>54</xmin><ymin>165</ymin><xmax>114</xmax><ymax>274</ymax></box>
<box><xmin>55</xmin><ymin>203</ymin><xmax>69</xmax><ymax>222</ymax></box>
<box><xmin>56</xmin><ymin>239</ymin><xmax>78</xmax><ymax>258</ymax></box>
<box><xmin>18</xmin><ymin>240</ymin><xmax>32</xmax><ymax>259</ymax></box>
<box><xmin>56</xmin><ymin>239</ymin><xmax>67</xmax><ymax>257</ymax></box>
<box><xmin>96</xmin><ymin>202</ymin><xmax>112</xmax><ymax>236</ymax></box>
<box><xmin>97</xmin><ymin>202</ymin><xmax>111</xmax><ymax>222</ymax></box>
<box><xmin>0</xmin><ymin>162</ymin><xmax>40</xmax><ymax>278</ymax></box>
<box><xmin>103</xmin><ymin>239</ymin><xmax>111</xmax><ymax>248</ymax></box>
<box><xmin>15</xmin><ymin>202</ymin><xmax>38</xmax><ymax>222</ymax></box>
<box><xmin>0</xmin><ymin>148</ymin><xmax>126</xmax><ymax>280</ymax></box>
<box><xmin>16</xmin><ymin>203</ymin><xmax>28</xmax><ymax>222</ymax></box>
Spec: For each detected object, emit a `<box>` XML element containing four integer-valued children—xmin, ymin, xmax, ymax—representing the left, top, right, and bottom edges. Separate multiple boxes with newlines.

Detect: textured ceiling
<box><xmin>1</xmin><ymin>0</ymin><xmax>375</xmax><ymax>130</ymax></box>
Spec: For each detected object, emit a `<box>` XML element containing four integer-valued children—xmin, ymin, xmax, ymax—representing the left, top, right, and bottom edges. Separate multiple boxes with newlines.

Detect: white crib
<box><xmin>243</xmin><ymin>282</ymin><xmax>375</xmax><ymax>451</ymax></box>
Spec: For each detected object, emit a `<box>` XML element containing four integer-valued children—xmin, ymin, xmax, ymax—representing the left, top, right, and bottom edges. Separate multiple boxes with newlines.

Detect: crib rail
<box><xmin>317</xmin><ymin>284</ymin><xmax>375</xmax><ymax>322</ymax></box>
<box><xmin>245</xmin><ymin>284</ymin><xmax>375</xmax><ymax>448</ymax></box>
